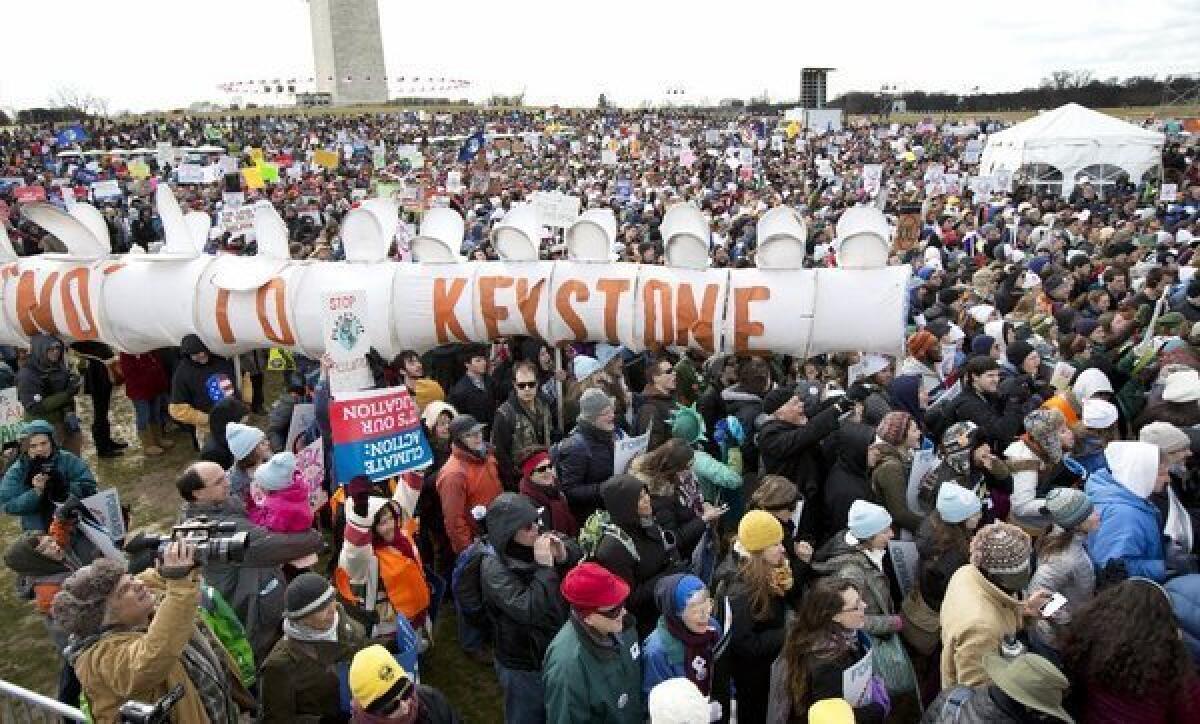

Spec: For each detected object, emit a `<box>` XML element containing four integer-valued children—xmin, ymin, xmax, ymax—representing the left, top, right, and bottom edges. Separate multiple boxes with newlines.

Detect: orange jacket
<box><xmin>436</xmin><ymin>446</ymin><xmax>502</xmax><ymax>553</ymax></box>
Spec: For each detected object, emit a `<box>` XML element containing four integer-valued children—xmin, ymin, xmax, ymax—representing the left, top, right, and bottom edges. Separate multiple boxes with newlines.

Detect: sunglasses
<box><xmin>515</xmin><ymin>381</ymin><xmax>538</xmax><ymax>390</ymax></box>
<box><xmin>594</xmin><ymin>604</ymin><xmax>625</xmax><ymax>619</ymax></box>
<box><xmin>533</xmin><ymin>463</ymin><xmax>553</xmax><ymax>474</ymax></box>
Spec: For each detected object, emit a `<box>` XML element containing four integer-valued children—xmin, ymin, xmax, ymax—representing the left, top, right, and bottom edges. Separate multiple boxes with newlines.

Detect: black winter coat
<box><xmin>447</xmin><ymin>374</ymin><xmax>496</xmax><ymax>429</ymax></box>
<box><xmin>951</xmin><ymin>386</ymin><xmax>1024</xmax><ymax>450</ymax></box>
<box><xmin>556</xmin><ymin>422</ymin><xmax>615</xmax><ymax>521</ymax></box>
<box><xmin>821</xmin><ymin>422</ymin><xmax>878</xmax><ymax>536</ymax></box>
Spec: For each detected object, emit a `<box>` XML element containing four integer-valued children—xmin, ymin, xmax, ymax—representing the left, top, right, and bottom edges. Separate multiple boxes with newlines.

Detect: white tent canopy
<box><xmin>980</xmin><ymin>103</ymin><xmax>1164</xmax><ymax>198</ymax></box>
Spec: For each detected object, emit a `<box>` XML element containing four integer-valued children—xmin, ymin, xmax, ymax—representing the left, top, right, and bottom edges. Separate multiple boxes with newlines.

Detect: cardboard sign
<box><xmin>1161</xmin><ymin>183</ymin><xmax>1178</xmax><ymax>203</ymax></box>
<box><xmin>0</xmin><ymin>388</ymin><xmax>25</xmax><ymax>445</ymax></box>
<box><xmin>177</xmin><ymin>164</ymin><xmax>220</xmax><ymax>184</ymax></box>
<box><xmin>313</xmin><ymin>149</ymin><xmax>340</xmax><ymax>170</ymax></box>
<box><xmin>530</xmin><ymin>191</ymin><xmax>581</xmax><ymax>228</ymax></box>
<box><xmin>321</xmin><ymin>290</ymin><xmax>373</xmax><ymax>397</ymax></box>
<box><xmin>286</xmin><ymin>403</ymin><xmax>316</xmax><ymax>453</ymax></box>
<box><xmin>293</xmin><ymin>437</ymin><xmax>325</xmax><ymax>500</ymax></box>
<box><xmin>330</xmin><ymin>386</ymin><xmax>433</xmax><ymax>485</ymax></box>
<box><xmin>614</xmin><ymin>430</ymin><xmax>650</xmax><ymax>475</ymax></box>
<box><xmin>906</xmin><ymin>448</ymin><xmax>939</xmax><ymax>514</ymax></box>
<box><xmin>219</xmin><ymin>206</ymin><xmax>257</xmax><ymax>239</ymax></box>
<box><xmin>888</xmin><ymin>540</ymin><xmax>920</xmax><ymax>599</ymax></box>
<box><xmin>601</xmin><ymin>149</ymin><xmax>618</xmax><ymax>166</ymax></box>
<box><xmin>13</xmin><ymin>186</ymin><xmax>47</xmax><ymax>203</ymax></box>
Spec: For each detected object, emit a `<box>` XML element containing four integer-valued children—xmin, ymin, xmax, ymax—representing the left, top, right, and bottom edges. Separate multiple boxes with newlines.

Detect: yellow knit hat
<box><xmin>738</xmin><ymin>510</ymin><xmax>784</xmax><ymax>552</ymax></box>
<box><xmin>349</xmin><ymin>644</ymin><xmax>413</xmax><ymax>713</ymax></box>
<box><xmin>808</xmin><ymin>698</ymin><xmax>854</xmax><ymax>723</ymax></box>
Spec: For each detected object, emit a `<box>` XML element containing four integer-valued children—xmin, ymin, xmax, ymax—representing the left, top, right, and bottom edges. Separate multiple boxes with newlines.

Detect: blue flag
<box><xmin>55</xmin><ymin>124</ymin><xmax>88</xmax><ymax>146</ymax></box>
<box><xmin>457</xmin><ymin>131</ymin><xmax>485</xmax><ymax>162</ymax></box>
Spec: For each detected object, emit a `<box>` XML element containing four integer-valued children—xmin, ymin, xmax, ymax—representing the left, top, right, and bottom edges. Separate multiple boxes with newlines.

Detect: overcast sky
<box><xmin>2</xmin><ymin>0</ymin><xmax>1196</xmax><ymax>114</ymax></box>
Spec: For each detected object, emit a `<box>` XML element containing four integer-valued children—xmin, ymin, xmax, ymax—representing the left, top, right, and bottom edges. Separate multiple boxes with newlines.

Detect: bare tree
<box><xmin>48</xmin><ymin>86</ymin><xmax>109</xmax><ymax>118</ymax></box>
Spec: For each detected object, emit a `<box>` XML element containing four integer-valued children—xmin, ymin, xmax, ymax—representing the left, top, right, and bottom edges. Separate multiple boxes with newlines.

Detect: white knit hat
<box><xmin>226</xmin><ymin>422</ymin><xmax>265</xmax><ymax>462</ymax></box>
<box><xmin>647</xmin><ymin>678</ymin><xmax>710</xmax><ymax>724</ymax></box>
<box><xmin>1082</xmin><ymin>398</ymin><xmax>1118</xmax><ymax>429</ymax></box>
<box><xmin>255</xmin><ymin>452</ymin><xmax>296</xmax><ymax>492</ymax></box>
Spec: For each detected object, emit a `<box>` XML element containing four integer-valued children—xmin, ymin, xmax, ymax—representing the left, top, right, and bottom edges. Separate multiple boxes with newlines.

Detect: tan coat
<box><xmin>938</xmin><ymin>564</ymin><xmax>1023</xmax><ymax>688</ymax></box>
<box><xmin>72</xmin><ymin>571</ymin><xmax>234</xmax><ymax>724</ymax></box>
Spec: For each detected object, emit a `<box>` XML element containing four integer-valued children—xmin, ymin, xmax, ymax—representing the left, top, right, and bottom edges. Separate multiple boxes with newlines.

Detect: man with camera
<box><xmin>176</xmin><ymin>460</ymin><xmax>323</xmax><ymax>662</ymax></box>
<box><xmin>0</xmin><ymin>419</ymin><xmax>97</xmax><ymax>532</ymax></box>
<box><xmin>52</xmin><ymin>540</ymin><xmax>249</xmax><ymax>724</ymax></box>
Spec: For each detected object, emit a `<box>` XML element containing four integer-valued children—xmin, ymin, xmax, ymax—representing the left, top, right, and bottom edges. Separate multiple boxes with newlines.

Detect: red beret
<box><xmin>907</xmin><ymin>330</ymin><xmax>937</xmax><ymax>359</ymax></box>
<box><xmin>561</xmin><ymin>562</ymin><xmax>629</xmax><ymax>611</ymax></box>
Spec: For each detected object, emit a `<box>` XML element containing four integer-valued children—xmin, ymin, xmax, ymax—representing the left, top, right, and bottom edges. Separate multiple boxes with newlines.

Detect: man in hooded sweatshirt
<box><xmin>15</xmin><ymin>333</ymin><xmax>82</xmax><ymax>455</ymax></box>
<box><xmin>593</xmin><ymin>475</ymin><xmax>686</xmax><ymax>639</ymax></box>
<box><xmin>169</xmin><ymin>333</ymin><xmax>239</xmax><ymax>440</ymax></box>
<box><xmin>1086</xmin><ymin>440</ymin><xmax>1176</xmax><ymax>581</ymax></box>
<box><xmin>436</xmin><ymin>414</ymin><xmax>503</xmax><ymax>555</ymax></box>
<box><xmin>481</xmin><ymin>492</ymin><xmax>581</xmax><ymax>724</ymax></box>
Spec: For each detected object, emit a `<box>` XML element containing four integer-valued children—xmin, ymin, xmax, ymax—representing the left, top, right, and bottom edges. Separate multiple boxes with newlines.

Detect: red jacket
<box><xmin>118</xmin><ymin>352</ymin><xmax>168</xmax><ymax>401</ymax></box>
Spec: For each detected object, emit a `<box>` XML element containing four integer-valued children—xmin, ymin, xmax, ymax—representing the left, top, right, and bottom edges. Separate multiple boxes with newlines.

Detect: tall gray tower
<box><xmin>309</xmin><ymin>0</ymin><xmax>388</xmax><ymax>105</ymax></box>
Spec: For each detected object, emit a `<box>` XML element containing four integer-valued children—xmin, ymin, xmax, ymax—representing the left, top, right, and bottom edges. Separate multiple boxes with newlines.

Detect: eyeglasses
<box><xmin>593</xmin><ymin>604</ymin><xmax>624</xmax><ymax>619</ymax></box>
<box><xmin>532</xmin><ymin>464</ymin><xmax>553</xmax><ymax>474</ymax></box>
<box><xmin>515</xmin><ymin>381</ymin><xmax>538</xmax><ymax>390</ymax></box>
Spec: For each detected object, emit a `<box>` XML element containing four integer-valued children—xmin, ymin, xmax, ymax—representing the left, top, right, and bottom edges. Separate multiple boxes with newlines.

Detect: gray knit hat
<box><xmin>1043</xmin><ymin>488</ymin><xmax>1094</xmax><ymax>530</ymax></box>
<box><xmin>970</xmin><ymin>522</ymin><xmax>1032</xmax><ymax>576</ymax></box>
<box><xmin>578</xmin><ymin>388</ymin><xmax>613</xmax><ymax>423</ymax></box>
<box><xmin>284</xmin><ymin>572</ymin><xmax>335</xmax><ymax>620</ymax></box>
<box><xmin>50</xmin><ymin>558</ymin><xmax>127</xmax><ymax>638</ymax></box>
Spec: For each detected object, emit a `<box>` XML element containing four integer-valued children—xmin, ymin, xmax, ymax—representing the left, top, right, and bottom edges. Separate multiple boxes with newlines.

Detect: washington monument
<box><xmin>309</xmin><ymin>0</ymin><xmax>389</xmax><ymax>105</ymax></box>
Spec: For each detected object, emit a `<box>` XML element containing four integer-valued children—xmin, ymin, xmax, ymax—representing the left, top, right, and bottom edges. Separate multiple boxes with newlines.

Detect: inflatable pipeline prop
<box><xmin>0</xmin><ymin>189</ymin><xmax>909</xmax><ymax>359</ymax></box>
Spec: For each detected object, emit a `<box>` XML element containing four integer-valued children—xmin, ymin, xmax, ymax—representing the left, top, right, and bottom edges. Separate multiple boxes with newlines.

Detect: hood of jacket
<box><xmin>1103</xmin><ymin>441</ymin><xmax>1160</xmax><ymax>499</ymax></box>
<box><xmin>602</xmin><ymin>474</ymin><xmax>646</xmax><ymax>529</ymax></box>
<box><xmin>22</xmin><ymin>419</ymin><xmax>58</xmax><ymax>445</ymax></box>
<box><xmin>835</xmin><ymin>422</ymin><xmax>876</xmax><ymax>478</ymax></box>
<box><xmin>811</xmin><ymin>529</ymin><xmax>861</xmax><ymax>572</ymax></box>
<box><xmin>207</xmin><ymin>397</ymin><xmax>249</xmax><ymax>453</ymax></box>
<box><xmin>27</xmin><ymin>333</ymin><xmax>66</xmax><ymax>375</ymax></box>
<box><xmin>485</xmin><ymin>492</ymin><xmax>540</xmax><ymax>552</ymax></box>
<box><xmin>180</xmin><ymin>334</ymin><xmax>210</xmax><ymax>357</ymax></box>
<box><xmin>3</xmin><ymin>532</ymin><xmax>71</xmax><ymax>577</ymax></box>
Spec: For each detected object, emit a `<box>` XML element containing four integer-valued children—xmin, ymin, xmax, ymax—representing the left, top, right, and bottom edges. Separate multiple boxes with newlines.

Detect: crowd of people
<box><xmin>2</xmin><ymin>105</ymin><xmax>1200</xmax><ymax>723</ymax></box>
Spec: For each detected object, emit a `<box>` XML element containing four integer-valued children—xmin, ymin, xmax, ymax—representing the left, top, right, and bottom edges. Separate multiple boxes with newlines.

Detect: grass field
<box><xmin>0</xmin><ymin>373</ymin><xmax>502</xmax><ymax>722</ymax></box>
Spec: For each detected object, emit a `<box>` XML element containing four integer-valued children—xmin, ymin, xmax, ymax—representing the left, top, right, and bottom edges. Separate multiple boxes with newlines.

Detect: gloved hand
<box><xmin>847</xmin><ymin>382</ymin><xmax>874</xmax><ymax>404</ymax></box>
<box><xmin>709</xmin><ymin>700</ymin><xmax>723</xmax><ymax>722</ymax></box>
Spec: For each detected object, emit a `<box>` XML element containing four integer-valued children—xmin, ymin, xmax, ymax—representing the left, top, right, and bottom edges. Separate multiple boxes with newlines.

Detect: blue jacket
<box><xmin>641</xmin><ymin>614</ymin><xmax>722</xmax><ymax>700</ymax></box>
<box><xmin>0</xmin><ymin>420</ymin><xmax>97</xmax><ymax>531</ymax></box>
<box><xmin>1085</xmin><ymin>466</ymin><xmax>1166</xmax><ymax>581</ymax></box>
<box><xmin>1167</xmin><ymin>574</ymin><xmax>1200</xmax><ymax>665</ymax></box>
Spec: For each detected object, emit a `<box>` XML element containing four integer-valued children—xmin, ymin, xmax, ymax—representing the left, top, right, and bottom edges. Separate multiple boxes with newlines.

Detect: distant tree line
<box><xmin>828</xmin><ymin>72</ymin><xmax>1191</xmax><ymax>114</ymax></box>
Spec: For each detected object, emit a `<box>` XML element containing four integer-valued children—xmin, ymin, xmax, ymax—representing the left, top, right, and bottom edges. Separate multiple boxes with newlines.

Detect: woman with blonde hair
<box><xmin>712</xmin><ymin>510</ymin><xmax>793</xmax><ymax>723</ymax></box>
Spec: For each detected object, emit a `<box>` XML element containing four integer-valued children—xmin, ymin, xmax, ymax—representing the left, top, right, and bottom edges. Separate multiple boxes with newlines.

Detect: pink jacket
<box><xmin>247</xmin><ymin>480</ymin><xmax>314</xmax><ymax>533</ymax></box>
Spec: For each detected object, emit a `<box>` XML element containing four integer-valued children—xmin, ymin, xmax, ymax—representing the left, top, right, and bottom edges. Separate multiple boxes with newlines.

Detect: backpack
<box><xmin>450</xmin><ymin>538</ymin><xmax>495</xmax><ymax>626</ymax></box>
<box><xmin>578</xmin><ymin>509</ymin><xmax>639</xmax><ymax>562</ymax></box>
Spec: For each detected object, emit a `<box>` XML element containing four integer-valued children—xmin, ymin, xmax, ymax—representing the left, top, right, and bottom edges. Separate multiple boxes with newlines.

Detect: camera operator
<box><xmin>176</xmin><ymin>460</ymin><xmax>323</xmax><ymax>662</ymax></box>
<box><xmin>52</xmin><ymin>540</ymin><xmax>248</xmax><ymax>724</ymax></box>
<box><xmin>0</xmin><ymin>419</ymin><xmax>97</xmax><ymax>532</ymax></box>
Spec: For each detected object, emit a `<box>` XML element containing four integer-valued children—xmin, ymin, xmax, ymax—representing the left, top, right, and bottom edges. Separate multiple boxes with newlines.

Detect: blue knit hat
<box><xmin>937</xmin><ymin>482</ymin><xmax>983</xmax><ymax>524</ymax></box>
<box><xmin>255</xmin><ymin>452</ymin><xmax>296</xmax><ymax>492</ymax></box>
<box><xmin>226</xmin><ymin>422</ymin><xmax>264</xmax><ymax>462</ymax></box>
<box><xmin>672</xmin><ymin>575</ymin><xmax>706</xmax><ymax>616</ymax></box>
<box><xmin>847</xmin><ymin>500</ymin><xmax>892</xmax><ymax>540</ymax></box>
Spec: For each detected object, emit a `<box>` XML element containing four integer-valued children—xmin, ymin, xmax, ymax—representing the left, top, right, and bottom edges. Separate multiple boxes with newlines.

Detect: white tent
<box><xmin>980</xmin><ymin>103</ymin><xmax>1164</xmax><ymax>198</ymax></box>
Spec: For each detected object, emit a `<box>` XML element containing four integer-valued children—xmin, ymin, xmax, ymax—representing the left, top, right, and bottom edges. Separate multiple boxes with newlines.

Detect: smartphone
<box><xmin>1040</xmin><ymin>592</ymin><xmax>1068</xmax><ymax>618</ymax></box>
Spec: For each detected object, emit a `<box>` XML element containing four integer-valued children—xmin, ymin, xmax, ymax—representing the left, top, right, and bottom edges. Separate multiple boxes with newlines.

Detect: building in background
<box><xmin>309</xmin><ymin>0</ymin><xmax>388</xmax><ymax>105</ymax></box>
<box><xmin>800</xmin><ymin>68</ymin><xmax>835</xmax><ymax>110</ymax></box>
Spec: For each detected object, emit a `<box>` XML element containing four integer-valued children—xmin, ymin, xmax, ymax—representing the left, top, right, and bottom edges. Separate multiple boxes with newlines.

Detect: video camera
<box><xmin>118</xmin><ymin>684</ymin><xmax>184</xmax><ymax>724</ymax></box>
<box><xmin>139</xmin><ymin>517</ymin><xmax>248</xmax><ymax>566</ymax></box>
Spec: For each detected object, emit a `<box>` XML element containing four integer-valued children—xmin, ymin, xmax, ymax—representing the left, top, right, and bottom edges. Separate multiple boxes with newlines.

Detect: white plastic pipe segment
<box><xmin>0</xmin><ymin>196</ymin><xmax>910</xmax><ymax>358</ymax></box>
<box><xmin>565</xmin><ymin>209</ymin><xmax>618</xmax><ymax>262</ymax></box>
<box><xmin>661</xmin><ymin>204</ymin><xmax>711</xmax><ymax>270</ymax></box>
<box><xmin>755</xmin><ymin>207</ymin><xmax>809</xmax><ymax>270</ymax></box>
<box><xmin>835</xmin><ymin>205</ymin><xmax>892</xmax><ymax>270</ymax></box>
<box><xmin>492</xmin><ymin>204</ymin><xmax>542</xmax><ymax>262</ymax></box>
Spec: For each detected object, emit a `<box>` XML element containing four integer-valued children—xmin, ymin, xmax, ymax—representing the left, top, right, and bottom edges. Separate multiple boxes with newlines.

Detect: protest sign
<box><xmin>293</xmin><ymin>437</ymin><xmax>326</xmax><ymax>505</ymax></box>
<box><xmin>330</xmin><ymin>386</ymin><xmax>433</xmax><ymax>485</ymax></box>
<box><xmin>314</xmin><ymin>149</ymin><xmax>340</xmax><ymax>170</ymax></box>
<box><xmin>704</xmin><ymin>129</ymin><xmax>720</xmax><ymax>144</ymax></box>
<box><xmin>888</xmin><ymin>540</ymin><xmax>920</xmax><ymax>599</ymax></box>
<box><xmin>906</xmin><ymin>448</ymin><xmax>939</xmax><ymax>513</ymax></box>
<box><xmin>267</xmin><ymin>347</ymin><xmax>296</xmax><ymax>371</ymax></box>
<box><xmin>128</xmin><ymin>161</ymin><xmax>151</xmax><ymax>180</ymax></box>
<box><xmin>81</xmin><ymin>488</ymin><xmax>126</xmax><ymax>542</ymax></box>
<box><xmin>615</xmin><ymin>179</ymin><xmax>632</xmax><ymax>202</ymax></box>
<box><xmin>0</xmin><ymin>389</ymin><xmax>25</xmax><ymax>445</ymax></box>
<box><xmin>862</xmin><ymin>164</ymin><xmax>883</xmax><ymax>196</ymax></box>
<box><xmin>530</xmin><ymin>191</ymin><xmax>581</xmax><ymax>228</ymax></box>
<box><xmin>1050</xmin><ymin>361</ymin><xmax>1076</xmax><ymax>392</ymax></box>
<box><xmin>1161</xmin><ymin>183</ymin><xmax>1178</xmax><ymax>202</ymax></box>
<box><xmin>321</xmin><ymin>290</ymin><xmax>373</xmax><ymax>397</ymax></box>
<box><xmin>446</xmin><ymin>170</ymin><xmax>463</xmax><ymax>193</ymax></box>
<box><xmin>219</xmin><ymin>205</ymin><xmax>257</xmax><ymax>239</ymax></box>
<box><xmin>13</xmin><ymin>185</ymin><xmax>47</xmax><ymax>203</ymax></box>
<box><xmin>156</xmin><ymin>142</ymin><xmax>176</xmax><ymax>167</ymax></box>
<box><xmin>842</xmin><ymin>650</ymin><xmax>875</xmax><ymax>707</ymax></box>
<box><xmin>601</xmin><ymin>149</ymin><xmax>618</xmax><ymax>166</ymax></box>
<box><xmin>993</xmin><ymin>169</ymin><xmax>1014</xmax><ymax>193</ymax></box>
<box><xmin>614</xmin><ymin>430</ymin><xmax>650</xmax><ymax>475</ymax></box>
<box><xmin>286</xmin><ymin>403</ymin><xmax>316</xmax><ymax>453</ymax></box>
<box><xmin>91</xmin><ymin>180</ymin><xmax>123</xmax><ymax>201</ymax></box>
<box><xmin>242</xmin><ymin>167</ymin><xmax>265</xmax><ymax>190</ymax></box>
<box><xmin>177</xmin><ymin>164</ymin><xmax>220</xmax><ymax>184</ymax></box>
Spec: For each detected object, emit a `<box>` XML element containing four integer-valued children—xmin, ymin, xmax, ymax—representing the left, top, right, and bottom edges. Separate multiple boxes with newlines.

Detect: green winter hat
<box><xmin>670</xmin><ymin>404</ymin><xmax>707</xmax><ymax>445</ymax></box>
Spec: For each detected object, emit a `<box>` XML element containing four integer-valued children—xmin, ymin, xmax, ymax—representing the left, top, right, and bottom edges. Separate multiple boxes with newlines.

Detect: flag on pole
<box><xmin>457</xmin><ymin>131</ymin><xmax>485</xmax><ymax>163</ymax></box>
<box><xmin>55</xmin><ymin>124</ymin><xmax>88</xmax><ymax>146</ymax></box>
